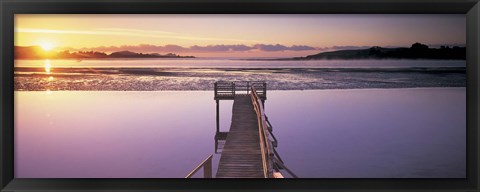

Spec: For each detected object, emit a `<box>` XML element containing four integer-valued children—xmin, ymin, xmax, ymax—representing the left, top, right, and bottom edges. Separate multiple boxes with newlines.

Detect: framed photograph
<box><xmin>1</xmin><ymin>0</ymin><xmax>479</xmax><ymax>191</ymax></box>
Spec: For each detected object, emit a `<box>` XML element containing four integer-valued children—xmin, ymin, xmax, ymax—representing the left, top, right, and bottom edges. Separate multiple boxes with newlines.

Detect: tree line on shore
<box><xmin>14</xmin><ymin>46</ymin><xmax>195</xmax><ymax>59</ymax></box>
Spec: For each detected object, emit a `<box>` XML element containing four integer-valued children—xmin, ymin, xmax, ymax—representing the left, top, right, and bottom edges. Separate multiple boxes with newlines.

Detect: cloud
<box><xmin>16</xmin><ymin>28</ymin><xmax>114</xmax><ymax>35</ymax></box>
<box><xmin>253</xmin><ymin>44</ymin><xmax>316</xmax><ymax>52</ymax></box>
<box><xmin>190</xmin><ymin>44</ymin><xmax>255</xmax><ymax>52</ymax></box>
<box><xmin>62</xmin><ymin>44</ymin><xmax>400</xmax><ymax>54</ymax></box>
<box><xmin>16</xmin><ymin>28</ymin><xmax>259</xmax><ymax>43</ymax></box>
<box><xmin>67</xmin><ymin>44</ymin><xmax>319</xmax><ymax>53</ymax></box>
<box><xmin>290</xmin><ymin>45</ymin><xmax>318</xmax><ymax>51</ymax></box>
<box><xmin>254</xmin><ymin>44</ymin><xmax>288</xmax><ymax>52</ymax></box>
<box><xmin>97</xmin><ymin>28</ymin><xmax>176</xmax><ymax>35</ymax></box>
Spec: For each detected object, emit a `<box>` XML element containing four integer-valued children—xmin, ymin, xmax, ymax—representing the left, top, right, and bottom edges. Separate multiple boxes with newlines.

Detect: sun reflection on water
<box><xmin>44</xmin><ymin>59</ymin><xmax>51</xmax><ymax>74</ymax></box>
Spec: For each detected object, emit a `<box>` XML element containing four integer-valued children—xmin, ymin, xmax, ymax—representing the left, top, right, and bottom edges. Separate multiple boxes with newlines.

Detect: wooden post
<box><xmin>204</xmin><ymin>157</ymin><xmax>212</xmax><ymax>178</ymax></box>
<box><xmin>215</xmin><ymin>138</ymin><xmax>218</xmax><ymax>153</ymax></box>
<box><xmin>216</xmin><ymin>100</ymin><xmax>219</xmax><ymax>133</ymax></box>
<box><xmin>214</xmin><ymin>82</ymin><xmax>217</xmax><ymax>99</ymax></box>
<box><xmin>185</xmin><ymin>155</ymin><xmax>213</xmax><ymax>178</ymax></box>
<box><xmin>263</xmin><ymin>82</ymin><xmax>267</xmax><ymax>99</ymax></box>
<box><xmin>232</xmin><ymin>82</ymin><xmax>235</xmax><ymax>97</ymax></box>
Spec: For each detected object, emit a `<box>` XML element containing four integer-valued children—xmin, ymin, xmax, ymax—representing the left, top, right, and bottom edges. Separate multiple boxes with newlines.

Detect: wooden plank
<box><xmin>216</xmin><ymin>95</ymin><xmax>265</xmax><ymax>178</ymax></box>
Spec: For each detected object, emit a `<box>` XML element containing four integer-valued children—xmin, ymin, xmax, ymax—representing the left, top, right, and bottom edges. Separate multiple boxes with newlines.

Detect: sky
<box><xmin>15</xmin><ymin>14</ymin><xmax>466</xmax><ymax>58</ymax></box>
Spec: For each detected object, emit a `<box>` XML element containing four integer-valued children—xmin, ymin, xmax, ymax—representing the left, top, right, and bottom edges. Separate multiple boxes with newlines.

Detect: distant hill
<box><xmin>107</xmin><ymin>51</ymin><xmax>193</xmax><ymax>58</ymax></box>
<box><xmin>15</xmin><ymin>46</ymin><xmax>48</xmax><ymax>59</ymax></box>
<box><xmin>109</xmin><ymin>51</ymin><xmax>139</xmax><ymax>58</ymax></box>
<box><xmin>291</xmin><ymin>43</ymin><xmax>465</xmax><ymax>60</ymax></box>
<box><xmin>14</xmin><ymin>46</ymin><xmax>195</xmax><ymax>59</ymax></box>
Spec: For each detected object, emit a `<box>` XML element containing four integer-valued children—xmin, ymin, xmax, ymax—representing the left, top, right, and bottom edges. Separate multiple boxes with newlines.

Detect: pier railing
<box><xmin>250</xmin><ymin>86</ymin><xmax>297</xmax><ymax>178</ymax></box>
<box><xmin>214</xmin><ymin>81</ymin><xmax>266</xmax><ymax>100</ymax></box>
<box><xmin>185</xmin><ymin>154</ymin><xmax>213</xmax><ymax>178</ymax></box>
<box><xmin>251</xmin><ymin>86</ymin><xmax>273</xmax><ymax>178</ymax></box>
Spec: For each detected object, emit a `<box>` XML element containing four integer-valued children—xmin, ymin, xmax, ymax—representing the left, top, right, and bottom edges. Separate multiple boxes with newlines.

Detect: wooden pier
<box><xmin>216</xmin><ymin>95</ymin><xmax>264</xmax><ymax>178</ymax></box>
<box><xmin>186</xmin><ymin>81</ymin><xmax>297</xmax><ymax>178</ymax></box>
<box><xmin>214</xmin><ymin>81</ymin><xmax>296</xmax><ymax>178</ymax></box>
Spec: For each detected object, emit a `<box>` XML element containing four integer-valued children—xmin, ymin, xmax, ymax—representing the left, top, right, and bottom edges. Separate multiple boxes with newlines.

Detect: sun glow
<box><xmin>40</xmin><ymin>42</ymin><xmax>54</xmax><ymax>51</ymax></box>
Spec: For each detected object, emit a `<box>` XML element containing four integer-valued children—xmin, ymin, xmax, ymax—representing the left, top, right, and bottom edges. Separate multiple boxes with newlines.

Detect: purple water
<box><xmin>15</xmin><ymin>88</ymin><xmax>465</xmax><ymax>178</ymax></box>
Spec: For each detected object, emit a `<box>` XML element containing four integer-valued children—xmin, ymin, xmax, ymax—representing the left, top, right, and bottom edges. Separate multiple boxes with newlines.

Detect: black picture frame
<box><xmin>1</xmin><ymin>0</ymin><xmax>479</xmax><ymax>191</ymax></box>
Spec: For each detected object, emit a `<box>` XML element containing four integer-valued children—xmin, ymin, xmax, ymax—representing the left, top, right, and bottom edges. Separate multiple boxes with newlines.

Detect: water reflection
<box><xmin>14</xmin><ymin>89</ymin><xmax>466</xmax><ymax>178</ymax></box>
<box><xmin>44</xmin><ymin>59</ymin><xmax>51</xmax><ymax>74</ymax></box>
<box><xmin>214</xmin><ymin>131</ymin><xmax>227</xmax><ymax>154</ymax></box>
<box><xmin>44</xmin><ymin>60</ymin><xmax>55</xmax><ymax>91</ymax></box>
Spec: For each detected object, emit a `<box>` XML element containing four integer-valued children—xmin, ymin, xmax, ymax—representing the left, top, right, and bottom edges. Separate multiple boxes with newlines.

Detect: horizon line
<box><xmin>14</xmin><ymin>42</ymin><xmax>467</xmax><ymax>54</ymax></box>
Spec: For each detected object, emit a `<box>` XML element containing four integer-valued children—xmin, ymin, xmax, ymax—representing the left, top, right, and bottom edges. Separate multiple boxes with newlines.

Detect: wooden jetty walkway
<box><xmin>186</xmin><ymin>81</ymin><xmax>297</xmax><ymax>178</ymax></box>
<box><xmin>216</xmin><ymin>95</ymin><xmax>263</xmax><ymax>178</ymax></box>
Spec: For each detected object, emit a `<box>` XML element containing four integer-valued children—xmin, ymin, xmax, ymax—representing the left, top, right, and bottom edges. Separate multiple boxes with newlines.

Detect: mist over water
<box><xmin>15</xmin><ymin>58</ymin><xmax>466</xmax><ymax>68</ymax></box>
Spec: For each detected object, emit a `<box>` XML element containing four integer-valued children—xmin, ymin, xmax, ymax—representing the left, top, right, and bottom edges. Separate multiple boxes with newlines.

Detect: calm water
<box><xmin>15</xmin><ymin>88</ymin><xmax>466</xmax><ymax>178</ymax></box>
<box><xmin>15</xmin><ymin>58</ymin><xmax>466</xmax><ymax>68</ymax></box>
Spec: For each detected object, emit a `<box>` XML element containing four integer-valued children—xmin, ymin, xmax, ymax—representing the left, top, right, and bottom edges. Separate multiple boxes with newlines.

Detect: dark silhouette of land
<box><xmin>14</xmin><ymin>46</ymin><xmax>195</xmax><ymax>59</ymax></box>
<box><xmin>15</xmin><ymin>42</ymin><xmax>465</xmax><ymax>60</ymax></box>
<box><xmin>289</xmin><ymin>43</ymin><xmax>465</xmax><ymax>60</ymax></box>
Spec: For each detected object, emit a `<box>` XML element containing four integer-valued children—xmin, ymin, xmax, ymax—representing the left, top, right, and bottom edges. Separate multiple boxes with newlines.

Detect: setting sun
<box><xmin>40</xmin><ymin>42</ymin><xmax>54</xmax><ymax>51</ymax></box>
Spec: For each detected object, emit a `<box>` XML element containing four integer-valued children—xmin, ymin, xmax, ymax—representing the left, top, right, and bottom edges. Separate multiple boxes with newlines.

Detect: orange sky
<box><xmin>15</xmin><ymin>14</ymin><xmax>466</xmax><ymax>58</ymax></box>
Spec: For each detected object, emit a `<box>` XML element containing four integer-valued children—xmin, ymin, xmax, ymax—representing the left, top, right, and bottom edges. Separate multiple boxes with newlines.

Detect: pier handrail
<box><xmin>250</xmin><ymin>86</ymin><xmax>274</xmax><ymax>178</ymax></box>
<box><xmin>185</xmin><ymin>154</ymin><xmax>213</xmax><ymax>178</ymax></box>
<box><xmin>215</xmin><ymin>81</ymin><xmax>266</xmax><ymax>100</ymax></box>
<box><xmin>265</xmin><ymin>115</ymin><xmax>278</xmax><ymax>147</ymax></box>
<box><xmin>251</xmin><ymin>86</ymin><xmax>298</xmax><ymax>178</ymax></box>
<box><xmin>272</xmin><ymin>156</ymin><xmax>298</xmax><ymax>178</ymax></box>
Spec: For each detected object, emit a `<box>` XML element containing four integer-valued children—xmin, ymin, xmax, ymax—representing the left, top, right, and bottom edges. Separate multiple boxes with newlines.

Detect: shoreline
<box><xmin>14</xmin><ymin>66</ymin><xmax>466</xmax><ymax>91</ymax></box>
<box><xmin>14</xmin><ymin>86</ymin><xmax>466</xmax><ymax>92</ymax></box>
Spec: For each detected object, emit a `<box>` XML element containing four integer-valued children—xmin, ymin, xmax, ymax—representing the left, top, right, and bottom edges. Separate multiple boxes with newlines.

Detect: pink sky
<box><xmin>15</xmin><ymin>14</ymin><xmax>466</xmax><ymax>58</ymax></box>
